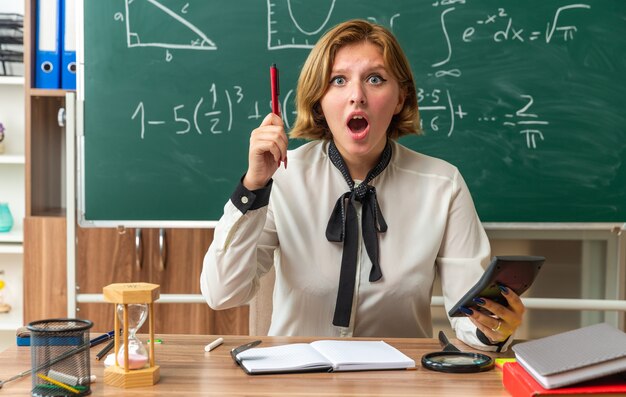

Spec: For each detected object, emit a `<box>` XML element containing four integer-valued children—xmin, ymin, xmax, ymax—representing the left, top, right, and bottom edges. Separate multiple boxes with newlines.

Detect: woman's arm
<box><xmin>200</xmin><ymin>186</ymin><xmax>278</xmax><ymax>310</ymax></box>
<box><xmin>201</xmin><ymin>113</ymin><xmax>287</xmax><ymax>309</ymax></box>
<box><xmin>437</xmin><ymin>169</ymin><xmax>517</xmax><ymax>352</ymax></box>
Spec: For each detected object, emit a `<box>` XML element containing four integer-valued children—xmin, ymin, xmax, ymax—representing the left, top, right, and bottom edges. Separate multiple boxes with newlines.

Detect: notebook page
<box><xmin>236</xmin><ymin>343</ymin><xmax>331</xmax><ymax>373</ymax></box>
<box><xmin>310</xmin><ymin>340</ymin><xmax>416</xmax><ymax>371</ymax></box>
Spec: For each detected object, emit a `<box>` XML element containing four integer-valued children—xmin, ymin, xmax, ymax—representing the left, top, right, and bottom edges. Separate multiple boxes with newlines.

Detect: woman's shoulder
<box><xmin>391</xmin><ymin>140</ymin><xmax>459</xmax><ymax>180</ymax></box>
<box><xmin>282</xmin><ymin>140</ymin><xmax>330</xmax><ymax>169</ymax></box>
<box><xmin>273</xmin><ymin>140</ymin><xmax>327</xmax><ymax>181</ymax></box>
<box><xmin>288</xmin><ymin>140</ymin><xmax>326</xmax><ymax>159</ymax></box>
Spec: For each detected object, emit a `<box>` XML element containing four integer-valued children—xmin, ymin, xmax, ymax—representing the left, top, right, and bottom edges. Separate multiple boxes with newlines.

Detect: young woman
<box><xmin>201</xmin><ymin>19</ymin><xmax>523</xmax><ymax>351</ymax></box>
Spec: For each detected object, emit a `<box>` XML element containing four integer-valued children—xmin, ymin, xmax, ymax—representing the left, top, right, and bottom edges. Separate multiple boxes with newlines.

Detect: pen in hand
<box><xmin>270</xmin><ymin>63</ymin><xmax>287</xmax><ymax>169</ymax></box>
<box><xmin>270</xmin><ymin>63</ymin><xmax>280</xmax><ymax>117</ymax></box>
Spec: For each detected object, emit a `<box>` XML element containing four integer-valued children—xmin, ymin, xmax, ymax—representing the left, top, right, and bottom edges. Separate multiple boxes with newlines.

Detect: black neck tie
<box><xmin>326</xmin><ymin>140</ymin><xmax>391</xmax><ymax>327</ymax></box>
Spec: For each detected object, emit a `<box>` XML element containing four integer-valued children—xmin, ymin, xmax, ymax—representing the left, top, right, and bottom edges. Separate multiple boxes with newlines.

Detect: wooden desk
<box><xmin>0</xmin><ymin>335</ymin><xmax>512</xmax><ymax>396</ymax></box>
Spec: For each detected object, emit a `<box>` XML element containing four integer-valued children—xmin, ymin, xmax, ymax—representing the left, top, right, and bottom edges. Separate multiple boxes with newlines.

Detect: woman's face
<box><xmin>320</xmin><ymin>41</ymin><xmax>404</xmax><ymax>174</ymax></box>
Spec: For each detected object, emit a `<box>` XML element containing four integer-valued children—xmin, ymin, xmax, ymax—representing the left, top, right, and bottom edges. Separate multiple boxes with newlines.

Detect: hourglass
<box><xmin>103</xmin><ymin>283</ymin><xmax>160</xmax><ymax>388</ymax></box>
<box><xmin>116</xmin><ymin>303</ymin><xmax>149</xmax><ymax>369</ymax></box>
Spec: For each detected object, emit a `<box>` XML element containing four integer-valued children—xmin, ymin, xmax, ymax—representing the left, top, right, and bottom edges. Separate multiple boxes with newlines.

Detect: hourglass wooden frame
<box><xmin>103</xmin><ymin>282</ymin><xmax>160</xmax><ymax>388</ymax></box>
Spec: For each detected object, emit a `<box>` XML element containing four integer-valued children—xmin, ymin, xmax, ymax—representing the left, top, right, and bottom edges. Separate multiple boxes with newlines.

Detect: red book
<box><xmin>502</xmin><ymin>362</ymin><xmax>626</xmax><ymax>397</ymax></box>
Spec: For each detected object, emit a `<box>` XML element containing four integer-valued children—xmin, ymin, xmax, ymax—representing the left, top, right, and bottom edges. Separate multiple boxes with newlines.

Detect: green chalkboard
<box><xmin>80</xmin><ymin>0</ymin><xmax>626</xmax><ymax>225</ymax></box>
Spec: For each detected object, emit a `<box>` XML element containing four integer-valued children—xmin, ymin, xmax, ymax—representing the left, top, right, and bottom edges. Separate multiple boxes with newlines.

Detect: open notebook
<box><xmin>234</xmin><ymin>340</ymin><xmax>416</xmax><ymax>375</ymax></box>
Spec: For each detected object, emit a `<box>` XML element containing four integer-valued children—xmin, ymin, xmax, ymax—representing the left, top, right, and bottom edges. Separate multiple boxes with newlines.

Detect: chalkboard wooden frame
<box><xmin>77</xmin><ymin>0</ymin><xmax>626</xmax><ymax>227</ymax></box>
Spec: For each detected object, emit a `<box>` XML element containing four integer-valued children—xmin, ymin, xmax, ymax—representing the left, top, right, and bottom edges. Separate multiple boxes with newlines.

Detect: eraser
<box><xmin>495</xmin><ymin>358</ymin><xmax>516</xmax><ymax>369</ymax></box>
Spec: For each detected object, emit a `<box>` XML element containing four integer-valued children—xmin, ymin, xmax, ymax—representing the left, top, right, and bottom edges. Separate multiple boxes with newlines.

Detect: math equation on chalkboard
<box><xmin>107</xmin><ymin>0</ymin><xmax>593</xmax><ymax>152</ymax></box>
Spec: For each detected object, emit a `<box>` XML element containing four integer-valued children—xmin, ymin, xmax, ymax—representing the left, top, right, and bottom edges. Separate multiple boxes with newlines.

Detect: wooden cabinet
<box><xmin>23</xmin><ymin>217</ymin><xmax>66</xmax><ymax>322</ymax></box>
<box><xmin>22</xmin><ymin>0</ymin><xmax>248</xmax><ymax>334</ymax></box>
<box><xmin>144</xmin><ymin>229</ymin><xmax>248</xmax><ymax>335</ymax></box>
<box><xmin>75</xmin><ymin>227</ymin><xmax>248</xmax><ymax>335</ymax></box>
<box><xmin>22</xmin><ymin>92</ymin><xmax>69</xmax><ymax>325</ymax></box>
<box><xmin>23</xmin><ymin>42</ymin><xmax>68</xmax><ymax>326</ymax></box>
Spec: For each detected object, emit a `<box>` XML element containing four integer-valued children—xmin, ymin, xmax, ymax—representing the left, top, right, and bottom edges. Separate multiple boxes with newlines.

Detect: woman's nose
<box><xmin>349</xmin><ymin>83</ymin><xmax>366</xmax><ymax>105</ymax></box>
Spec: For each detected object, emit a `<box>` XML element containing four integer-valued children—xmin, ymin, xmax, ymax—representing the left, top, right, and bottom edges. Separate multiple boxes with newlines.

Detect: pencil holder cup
<box><xmin>27</xmin><ymin>318</ymin><xmax>94</xmax><ymax>397</ymax></box>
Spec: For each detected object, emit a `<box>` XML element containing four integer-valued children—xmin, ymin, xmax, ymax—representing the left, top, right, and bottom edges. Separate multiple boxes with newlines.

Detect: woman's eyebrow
<box><xmin>330</xmin><ymin>64</ymin><xmax>387</xmax><ymax>74</ymax></box>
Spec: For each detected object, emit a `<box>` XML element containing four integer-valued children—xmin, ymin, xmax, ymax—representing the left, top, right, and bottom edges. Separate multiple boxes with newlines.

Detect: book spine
<box><xmin>503</xmin><ymin>362</ymin><xmax>626</xmax><ymax>396</ymax></box>
<box><xmin>502</xmin><ymin>362</ymin><xmax>539</xmax><ymax>397</ymax></box>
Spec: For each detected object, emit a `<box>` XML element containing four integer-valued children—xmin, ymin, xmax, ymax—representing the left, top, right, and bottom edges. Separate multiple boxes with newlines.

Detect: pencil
<box><xmin>37</xmin><ymin>373</ymin><xmax>80</xmax><ymax>394</ymax></box>
<box><xmin>89</xmin><ymin>330</ymin><xmax>115</xmax><ymax>348</ymax></box>
<box><xmin>95</xmin><ymin>340</ymin><xmax>114</xmax><ymax>361</ymax></box>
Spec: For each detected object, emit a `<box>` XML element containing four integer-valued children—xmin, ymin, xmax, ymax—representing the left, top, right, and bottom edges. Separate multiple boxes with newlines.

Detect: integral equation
<box><xmin>420</xmin><ymin>1</ymin><xmax>589</xmax><ymax>149</ymax></box>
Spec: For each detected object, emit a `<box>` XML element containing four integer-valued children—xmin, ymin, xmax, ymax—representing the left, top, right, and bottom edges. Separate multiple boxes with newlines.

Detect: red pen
<box><xmin>270</xmin><ymin>63</ymin><xmax>287</xmax><ymax>168</ymax></box>
<box><xmin>270</xmin><ymin>63</ymin><xmax>280</xmax><ymax>116</ymax></box>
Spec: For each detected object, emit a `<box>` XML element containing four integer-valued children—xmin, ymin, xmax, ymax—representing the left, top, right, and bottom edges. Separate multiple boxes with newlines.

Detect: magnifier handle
<box><xmin>438</xmin><ymin>331</ymin><xmax>461</xmax><ymax>352</ymax></box>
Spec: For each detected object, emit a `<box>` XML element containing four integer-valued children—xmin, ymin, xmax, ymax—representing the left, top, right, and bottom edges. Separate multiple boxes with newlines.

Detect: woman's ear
<box><xmin>394</xmin><ymin>86</ymin><xmax>406</xmax><ymax>115</ymax></box>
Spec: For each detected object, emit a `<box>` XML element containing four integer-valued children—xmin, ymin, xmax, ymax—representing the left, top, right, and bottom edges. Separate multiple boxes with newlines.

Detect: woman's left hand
<box><xmin>465</xmin><ymin>286</ymin><xmax>525</xmax><ymax>343</ymax></box>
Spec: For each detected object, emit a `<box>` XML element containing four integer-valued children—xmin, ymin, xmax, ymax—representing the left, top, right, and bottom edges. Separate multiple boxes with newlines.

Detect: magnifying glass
<box><xmin>421</xmin><ymin>331</ymin><xmax>494</xmax><ymax>373</ymax></box>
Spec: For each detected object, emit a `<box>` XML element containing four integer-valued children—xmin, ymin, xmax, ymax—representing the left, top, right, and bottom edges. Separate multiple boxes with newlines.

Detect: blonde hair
<box><xmin>290</xmin><ymin>19</ymin><xmax>420</xmax><ymax>140</ymax></box>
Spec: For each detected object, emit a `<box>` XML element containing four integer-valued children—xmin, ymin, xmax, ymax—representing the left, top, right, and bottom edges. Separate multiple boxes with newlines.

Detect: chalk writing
<box><xmin>419</xmin><ymin>91</ymin><xmax>548</xmax><ymax>148</ymax></box>
<box><xmin>421</xmin><ymin>2</ymin><xmax>591</xmax><ymax>147</ymax></box>
<box><xmin>430</xmin><ymin>3</ymin><xmax>590</xmax><ymax>76</ymax></box>
<box><xmin>266</xmin><ymin>0</ymin><xmax>336</xmax><ymax>49</ymax></box>
<box><xmin>116</xmin><ymin>0</ymin><xmax>217</xmax><ymax>60</ymax></box>
<box><xmin>131</xmin><ymin>84</ymin><xmax>238</xmax><ymax>139</ymax></box>
<box><xmin>130</xmin><ymin>84</ymin><xmax>296</xmax><ymax>139</ymax></box>
<box><xmin>114</xmin><ymin>1</ymin><xmax>598</xmax><ymax>151</ymax></box>
<box><xmin>366</xmin><ymin>14</ymin><xmax>401</xmax><ymax>29</ymax></box>
<box><xmin>503</xmin><ymin>94</ymin><xmax>549</xmax><ymax>149</ymax></box>
<box><xmin>418</xmin><ymin>88</ymin><xmax>466</xmax><ymax>137</ymax></box>
<box><xmin>471</xmin><ymin>4</ymin><xmax>592</xmax><ymax>43</ymax></box>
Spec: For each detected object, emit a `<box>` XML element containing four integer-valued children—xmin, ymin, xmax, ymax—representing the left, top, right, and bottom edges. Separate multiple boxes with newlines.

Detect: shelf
<box><xmin>0</xmin><ymin>228</ymin><xmax>22</xmax><ymax>244</ymax></box>
<box><xmin>0</xmin><ymin>228</ymin><xmax>22</xmax><ymax>252</ymax></box>
<box><xmin>0</xmin><ymin>155</ymin><xmax>25</xmax><ymax>165</ymax></box>
<box><xmin>0</xmin><ymin>76</ymin><xmax>24</xmax><ymax>86</ymax></box>
<box><xmin>29</xmin><ymin>88</ymin><xmax>68</xmax><ymax>97</ymax></box>
<box><xmin>0</xmin><ymin>244</ymin><xmax>22</xmax><ymax>254</ymax></box>
<box><xmin>31</xmin><ymin>208</ymin><xmax>66</xmax><ymax>218</ymax></box>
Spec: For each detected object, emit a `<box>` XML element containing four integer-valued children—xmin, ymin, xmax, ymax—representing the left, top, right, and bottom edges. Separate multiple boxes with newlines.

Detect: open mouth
<box><xmin>347</xmin><ymin>115</ymin><xmax>369</xmax><ymax>134</ymax></box>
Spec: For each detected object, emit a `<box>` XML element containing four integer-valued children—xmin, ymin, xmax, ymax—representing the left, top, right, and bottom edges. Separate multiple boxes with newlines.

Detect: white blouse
<box><xmin>201</xmin><ymin>140</ymin><xmax>509</xmax><ymax>351</ymax></box>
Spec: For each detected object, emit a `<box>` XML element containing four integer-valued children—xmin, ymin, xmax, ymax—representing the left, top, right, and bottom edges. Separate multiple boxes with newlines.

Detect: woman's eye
<box><xmin>368</xmin><ymin>75</ymin><xmax>386</xmax><ymax>85</ymax></box>
<box><xmin>330</xmin><ymin>76</ymin><xmax>346</xmax><ymax>85</ymax></box>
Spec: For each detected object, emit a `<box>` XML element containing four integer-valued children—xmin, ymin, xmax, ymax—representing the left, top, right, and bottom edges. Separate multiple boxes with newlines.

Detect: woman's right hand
<box><xmin>242</xmin><ymin>113</ymin><xmax>288</xmax><ymax>190</ymax></box>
